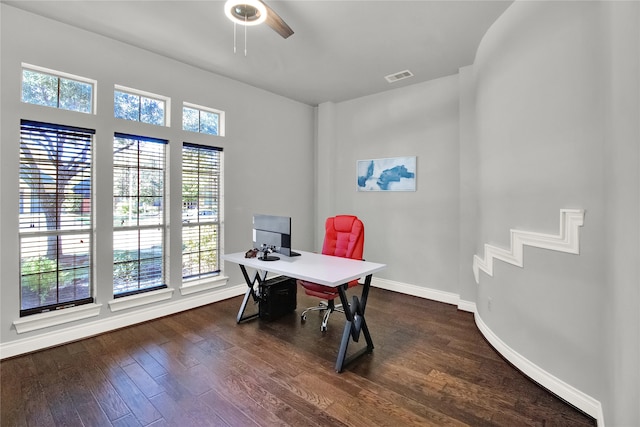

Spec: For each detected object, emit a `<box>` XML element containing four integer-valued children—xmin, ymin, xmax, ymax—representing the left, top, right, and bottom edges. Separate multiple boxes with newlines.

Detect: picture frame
<box><xmin>356</xmin><ymin>156</ymin><xmax>416</xmax><ymax>192</ymax></box>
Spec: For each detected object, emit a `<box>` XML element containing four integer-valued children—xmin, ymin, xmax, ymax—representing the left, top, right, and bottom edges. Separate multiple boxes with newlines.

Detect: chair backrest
<box><xmin>321</xmin><ymin>215</ymin><xmax>364</xmax><ymax>260</ymax></box>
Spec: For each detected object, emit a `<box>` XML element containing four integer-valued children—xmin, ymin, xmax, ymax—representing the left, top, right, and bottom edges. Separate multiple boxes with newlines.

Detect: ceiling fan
<box><xmin>224</xmin><ymin>0</ymin><xmax>294</xmax><ymax>39</ymax></box>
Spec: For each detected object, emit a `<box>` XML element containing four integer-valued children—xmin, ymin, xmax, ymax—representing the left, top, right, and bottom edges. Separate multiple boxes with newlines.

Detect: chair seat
<box><xmin>297</xmin><ymin>279</ymin><xmax>359</xmax><ymax>300</ymax></box>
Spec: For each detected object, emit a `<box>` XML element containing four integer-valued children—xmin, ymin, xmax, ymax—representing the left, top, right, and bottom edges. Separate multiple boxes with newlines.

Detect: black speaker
<box><xmin>259</xmin><ymin>276</ymin><xmax>297</xmax><ymax>321</ymax></box>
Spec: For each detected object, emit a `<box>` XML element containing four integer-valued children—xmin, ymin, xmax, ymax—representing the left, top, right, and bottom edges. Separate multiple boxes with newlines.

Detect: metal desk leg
<box><xmin>236</xmin><ymin>265</ymin><xmax>267</xmax><ymax>323</ymax></box>
<box><xmin>335</xmin><ymin>274</ymin><xmax>375</xmax><ymax>372</ymax></box>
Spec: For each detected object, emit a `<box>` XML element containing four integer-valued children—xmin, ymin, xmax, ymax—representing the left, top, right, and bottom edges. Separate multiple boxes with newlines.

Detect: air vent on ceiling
<box><xmin>385</xmin><ymin>70</ymin><xmax>414</xmax><ymax>83</ymax></box>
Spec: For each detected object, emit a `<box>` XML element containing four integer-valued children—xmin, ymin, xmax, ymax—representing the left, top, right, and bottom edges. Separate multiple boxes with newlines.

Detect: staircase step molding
<box><xmin>473</xmin><ymin>209</ymin><xmax>585</xmax><ymax>284</ymax></box>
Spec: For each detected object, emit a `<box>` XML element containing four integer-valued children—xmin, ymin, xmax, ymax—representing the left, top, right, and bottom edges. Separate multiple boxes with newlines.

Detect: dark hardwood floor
<box><xmin>1</xmin><ymin>286</ymin><xmax>596</xmax><ymax>426</ymax></box>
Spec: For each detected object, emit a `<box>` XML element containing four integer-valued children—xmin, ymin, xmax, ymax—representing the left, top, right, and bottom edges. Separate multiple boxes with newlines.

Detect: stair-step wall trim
<box><xmin>473</xmin><ymin>209</ymin><xmax>585</xmax><ymax>284</ymax></box>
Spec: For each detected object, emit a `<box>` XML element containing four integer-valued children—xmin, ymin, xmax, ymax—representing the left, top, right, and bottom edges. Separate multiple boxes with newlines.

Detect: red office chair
<box><xmin>298</xmin><ymin>215</ymin><xmax>364</xmax><ymax>331</ymax></box>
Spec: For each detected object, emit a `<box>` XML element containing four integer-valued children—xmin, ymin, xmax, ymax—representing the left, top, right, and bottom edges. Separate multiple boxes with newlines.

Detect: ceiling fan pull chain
<box><xmin>244</xmin><ymin>14</ymin><xmax>248</xmax><ymax>56</ymax></box>
<box><xmin>233</xmin><ymin>22</ymin><xmax>237</xmax><ymax>54</ymax></box>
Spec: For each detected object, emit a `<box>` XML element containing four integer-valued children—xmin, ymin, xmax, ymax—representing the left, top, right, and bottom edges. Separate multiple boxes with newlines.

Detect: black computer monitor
<box><xmin>252</xmin><ymin>214</ymin><xmax>299</xmax><ymax>260</ymax></box>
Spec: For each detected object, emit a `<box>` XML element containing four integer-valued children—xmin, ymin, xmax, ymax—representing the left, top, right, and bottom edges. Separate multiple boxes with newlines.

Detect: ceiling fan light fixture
<box><xmin>224</xmin><ymin>0</ymin><xmax>268</xmax><ymax>26</ymax></box>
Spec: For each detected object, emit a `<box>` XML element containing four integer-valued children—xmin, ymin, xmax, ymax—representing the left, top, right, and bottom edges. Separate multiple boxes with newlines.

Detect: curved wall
<box><xmin>474</xmin><ymin>1</ymin><xmax>640</xmax><ymax>424</ymax></box>
<box><xmin>473</xmin><ymin>0</ymin><xmax>607</xmax><ymax>416</ymax></box>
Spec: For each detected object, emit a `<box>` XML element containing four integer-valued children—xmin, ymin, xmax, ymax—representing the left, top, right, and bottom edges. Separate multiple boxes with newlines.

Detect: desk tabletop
<box><xmin>223</xmin><ymin>250</ymin><xmax>386</xmax><ymax>287</ymax></box>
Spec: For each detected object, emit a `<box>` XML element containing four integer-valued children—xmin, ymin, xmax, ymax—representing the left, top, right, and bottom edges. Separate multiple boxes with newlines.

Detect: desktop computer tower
<box><xmin>259</xmin><ymin>276</ymin><xmax>297</xmax><ymax>321</ymax></box>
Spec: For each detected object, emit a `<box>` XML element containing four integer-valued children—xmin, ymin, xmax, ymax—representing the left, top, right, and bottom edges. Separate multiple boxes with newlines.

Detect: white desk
<box><xmin>223</xmin><ymin>250</ymin><xmax>386</xmax><ymax>372</ymax></box>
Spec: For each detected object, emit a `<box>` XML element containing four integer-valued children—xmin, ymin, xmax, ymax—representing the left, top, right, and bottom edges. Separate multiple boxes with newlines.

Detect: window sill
<box><xmin>13</xmin><ymin>303</ymin><xmax>103</xmax><ymax>334</ymax></box>
<box><xmin>108</xmin><ymin>288</ymin><xmax>175</xmax><ymax>313</ymax></box>
<box><xmin>180</xmin><ymin>275</ymin><xmax>229</xmax><ymax>296</ymax></box>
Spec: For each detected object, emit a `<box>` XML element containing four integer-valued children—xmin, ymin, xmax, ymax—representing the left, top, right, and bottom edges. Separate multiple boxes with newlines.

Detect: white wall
<box><xmin>601</xmin><ymin>2</ymin><xmax>640</xmax><ymax>424</ymax></box>
<box><xmin>317</xmin><ymin>75</ymin><xmax>461</xmax><ymax>298</ymax></box>
<box><xmin>473</xmin><ymin>1</ymin><xmax>639</xmax><ymax>424</ymax></box>
<box><xmin>0</xmin><ymin>5</ymin><xmax>315</xmax><ymax>353</ymax></box>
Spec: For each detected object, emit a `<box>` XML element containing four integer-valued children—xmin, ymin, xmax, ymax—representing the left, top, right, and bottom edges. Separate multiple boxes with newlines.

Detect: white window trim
<box><xmin>183</xmin><ymin>101</ymin><xmax>225</xmax><ymax>136</ymax></box>
<box><xmin>21</xmin><ymin>62</ymin><xmax>98</xmax><ymax>114</ymax></box>
<box><xmin>108</xmin><ymin>287</ymin><xmax>175</xmax><ymax>313</ymax></box>
<box><xmin>180</xmin><ymin>275</ymin><xmax>229</xmax><ymax>296</ymax></box>
<box><xmin>13</xmin><ymin>303</ymin><xmax>102</xmax><ymax>334</ymax></box>
<box><xmin>114</xmin><ymin>84</ymin><xmax>171</xmax><ymax>127</ymax></box>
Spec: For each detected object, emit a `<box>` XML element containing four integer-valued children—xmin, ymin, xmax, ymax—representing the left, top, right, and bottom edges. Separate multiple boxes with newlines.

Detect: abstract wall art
<box><xmin>356</xmin><ymin>156</ymin><xmax>416</xmax><ymax>192</ymax></box>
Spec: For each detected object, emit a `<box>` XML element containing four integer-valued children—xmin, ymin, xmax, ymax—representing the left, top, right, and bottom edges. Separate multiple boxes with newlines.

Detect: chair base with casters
<box><xmin>298</xmin><ymin>277</ymin><xmax>358</xmax><ymax>332</ymax></box>
<box><xmin>300</xmin><ymin>298</ymin><xmax>346</xmax><ymax>332</ymax></box>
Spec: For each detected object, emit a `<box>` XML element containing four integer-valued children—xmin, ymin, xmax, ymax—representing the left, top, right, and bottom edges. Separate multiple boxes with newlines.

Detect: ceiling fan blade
<box><xmin>260</xmin><ymin>0</ymin><xmax>294</xmax><ymax>39</ymax></box>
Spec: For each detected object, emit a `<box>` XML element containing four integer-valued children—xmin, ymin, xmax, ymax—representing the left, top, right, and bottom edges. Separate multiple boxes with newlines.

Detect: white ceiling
<box><xmin>4</xmin><ymin>0</ymin><xmax>512</xmax><ymax>106</ymax></box>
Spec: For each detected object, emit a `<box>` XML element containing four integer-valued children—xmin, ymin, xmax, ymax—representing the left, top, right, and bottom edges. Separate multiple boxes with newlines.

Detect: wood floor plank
<box><xmin>211</xmin><ymin>377</ymin><xmax>288</xmax><ymax>426</ymax></box>
<box><xmin>41</xmin><ymin>369</ymin><xmax>84</xmax><ymax>427</ymax></box>
<box><xmin>222</xmin><ymin>369</ymin><xmax>321</xmax><ymax>427</ymax></box>
<box><xmin>79</xmin><ymin>358</ymin><xmax>132</xmax><ymax>422</ymax></box>
<box><xmin>59</xmin><ymin>363</ymin><xmax>113</xmax><ymax>427</ymax></box>
<box><xmin>22</xmin><ymin>376</ymin><xmax>55</xmax><ymax>427</ymax></box>
<box><xmin>356</xmin><ymin>385</ymin><xmax>464</xmax><ymax>427</ymax></box>
<box><xmin>111</xmin><ymin>413</ymin><xmax>144</xmax><ymax>427</ymax></box>
<box><xmin>128</xmin><ymin>347</ymin><xmax>168</xmax><ymax>379</ymax></box>
<box><xmin>199</xmin><ymin>388</ymin><xmax>262</xmax><ymax>427</ymax></box>
<box><xmin>149</xmin><ymin>391</ymin><xmax>220</xmax><ymax>426</ymax></box>
<box><xmin>96</xmin><ymin>332</ymin><xmax>137</xmax><ymax>368</ymax></box>
<box><xmin>1</xmin><ymin>287</ymin><xmax>596</xmax><ymax>427</ymax></box>
<box><xmin>122</xmin><ymin>361</ymin><xmax>166</xmax><ymax>398</ymax></box>
<box><xmin>258</xmin><ymin>371</ymin><xmax>352</xmax><ymax>427</ymax></box>
<box><xmin>0</xmin><ymin>358</ymin><xmax>27</xmax><ymax>423</ymax></box>
<box><xmin>101</xmin><ymin>359</ymin><xmax>163</xmax><ymax>425</ymax></box>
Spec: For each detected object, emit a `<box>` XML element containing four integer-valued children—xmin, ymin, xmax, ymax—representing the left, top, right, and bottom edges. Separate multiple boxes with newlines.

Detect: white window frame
<box><xmin>182</xmin><ymin>102</ymin><xmax>225</xmax><ymax>136</ymax></box>
<box><xmin>21</xmin><ymin>63</ymin><xmax>97</xmax><ymax>114</ymax></box>
<box><xmin>114</xmin><ymin>84</ymin><xmax>171</xmax><ymax>127</ymax></box>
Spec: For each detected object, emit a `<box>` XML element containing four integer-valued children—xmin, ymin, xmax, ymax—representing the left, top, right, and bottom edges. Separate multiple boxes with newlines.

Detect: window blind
<box><xmin>19</xmin><ymin>120</ymin><xmax>95</xmax><ymax>315</ymax></box>
<box><xmin>113</xmin><ymin>133</ymin><xmax>167</xmax><ymax>297</ymax></box>
<box><xmin>182</xmin><ymin>143</ymin><xmax>222</xmax><ymax>279</ymax></box>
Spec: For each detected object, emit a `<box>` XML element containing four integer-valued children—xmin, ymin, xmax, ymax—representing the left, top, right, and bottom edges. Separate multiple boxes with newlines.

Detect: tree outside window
<box><xmin>21</xmin><ymin>67</ymin><xmax>94</xmax><ymax>114</ymax></box>
<box><xmin>114</xmin><ymin>87</ymin><xmax>168</xmax><ymax>126</ymax></box>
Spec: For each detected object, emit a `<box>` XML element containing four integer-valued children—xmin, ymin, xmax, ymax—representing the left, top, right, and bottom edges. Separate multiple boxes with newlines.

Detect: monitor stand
<box><xmin>258</xmin><ymin>246</ymin><xmax>279</xmax><ymax>261</ymax></box>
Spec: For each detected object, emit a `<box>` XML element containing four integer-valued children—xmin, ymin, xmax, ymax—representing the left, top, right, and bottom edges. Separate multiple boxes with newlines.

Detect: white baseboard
<box><xmin>372</xmin><ymin>277</ymin><xmax>603</xmax><ymax>426</ymax></box>
<box><xmin>456</xmin><ymin>299</ymin><xmax>476</xmax><ymax>313</ymax></box>
<box><xmin>372</xmin><ymin>277</ymin><xmax>475</xmax><ymax>313</ymax></box>
<box><xmin>0</xmin><ymin>284</ymin><xmax>246</xmax><ymax>359</ymax></box>
<box><xmin>474</xmin><ymin>311</ymin><xmax>604</xmax><ymax>426</ymax></box>
<box><xmin>372</xmin><ymin>277</ymin><xmax>460</xmax><ymax>306</ymax></box>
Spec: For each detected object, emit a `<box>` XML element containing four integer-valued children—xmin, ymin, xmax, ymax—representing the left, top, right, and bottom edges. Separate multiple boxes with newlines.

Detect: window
<box><xmin>182</xmin><ymin>143</ymin><xmax>222</xmax><ymax>279</ymax></box>
<box><xmin>113</xmin><ymin>133</ymin><xmax>167</xmax><ymax>297</ymax></box>
<box><xmin>19</xmin><ymin>120</ymin><xmax>95</xmax><ymax>316</ymax></box>
<box><xmin>21</xmin><ymin>64</ymin><xmax>95</xmax><ymax>114</ymax></box>
<box><xmin>114</xmin><ymin>85</ymin><xmax>169</xmax><ymax>126</ymax></box>
<box><xmin>182</xmin><ymin>102</ymin><xmax>225</xmax><ymax>136</ymax></box>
